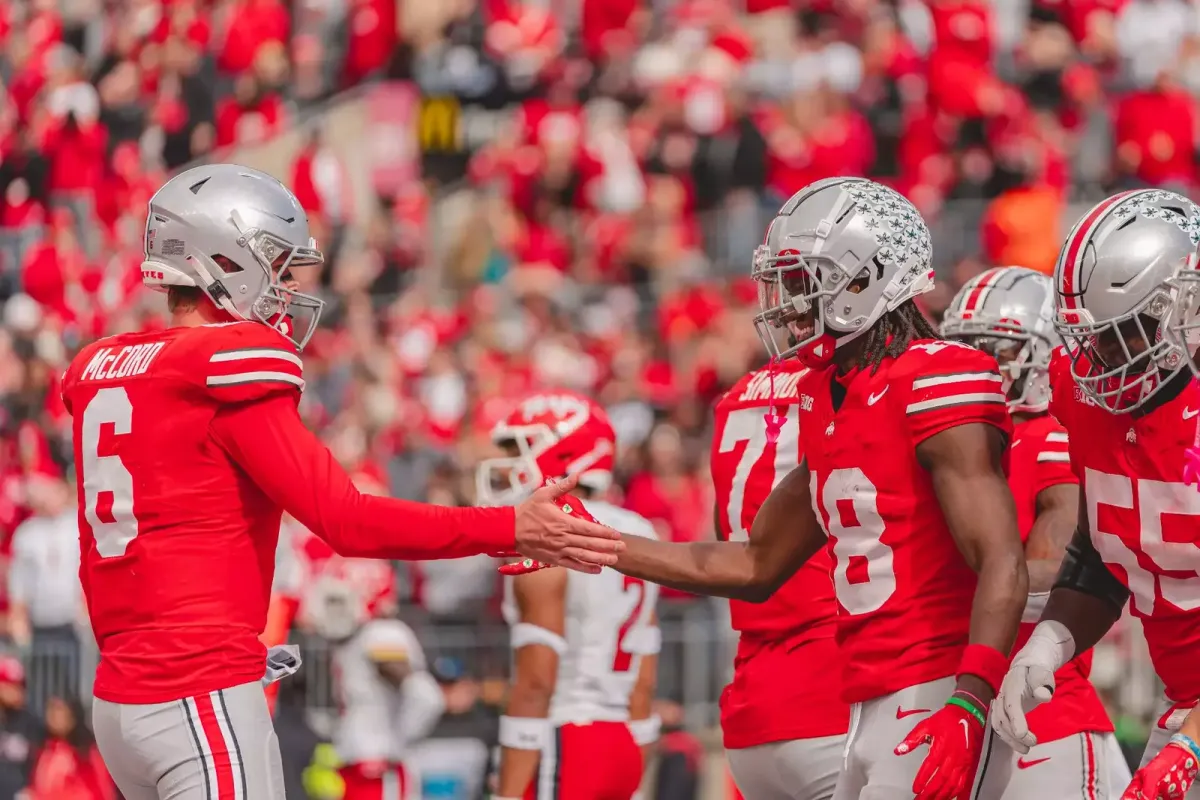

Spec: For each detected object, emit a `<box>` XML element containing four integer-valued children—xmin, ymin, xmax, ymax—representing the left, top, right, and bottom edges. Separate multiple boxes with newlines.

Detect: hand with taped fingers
<box><xmin>894</xmin><ymin>699</ymin><xmax>986</xmax><ymax>800</ymax></box>
<box><xmin>502</xmin><ymin>475</ymin><xmax>621</xmax><ymax>575</ymax></box>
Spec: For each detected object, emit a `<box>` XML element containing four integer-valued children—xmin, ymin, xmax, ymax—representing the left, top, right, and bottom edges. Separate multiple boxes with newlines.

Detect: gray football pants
<box><xmin>93</xmin><ymin>680</ymin><xmax>285</xmax><ymax>800</ymax></box>
<box><xmin>727</xmin><ymin>734</ymin><xmax>844</xmax><ymax>800</ymax></box>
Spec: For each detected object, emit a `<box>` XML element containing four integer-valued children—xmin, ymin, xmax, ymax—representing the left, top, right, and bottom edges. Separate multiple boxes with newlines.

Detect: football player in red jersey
<box><xmin>598</xmin><ymin>178</ymin><xmax>1030</xmax><ymax>800</ymax></box>
<box><xmin>477</xmin><ymin>391</ymin><xmax>660</xmax><ymax>800</ymax></box>
<box><xmin>942</xmin><ymin>266</ymin><xmax>1129</xmax><ymax>798</ymax></box>
<box><xmin>991</xmin><ymin>189</ymin><xmax>1200</xmax><ymax>800</ymax></box>
<box><xmin>710</xmin><ymin>358</ymin><xmax>849</xmax><ymax>800</ymax></box>
<box><xmin>61</xmin><ymin>163</ymin><xmax>623</xmax><ymax>800</ymax></box>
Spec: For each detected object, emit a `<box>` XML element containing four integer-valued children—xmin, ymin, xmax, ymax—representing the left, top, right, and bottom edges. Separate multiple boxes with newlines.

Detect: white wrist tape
<box><xmin>1023</xmin><ymin>620</ymin><xmax>1076</xmax><ymax>672</ymax></box>
<box><xmin>1021</xmin><ymin>592</ymin><xmax>1049</xmax><ymax>624</ymax></box>
<box><xmin>498</xmin><ymin>715</ymin><xmax>552</xmax><ymax>750</ymax></box>
<box><xmin>510</xmin><ymin>623</ymin><xmax>568</xmax><ymax>655</ymax></box>
<box><xmin>628</xmin><ymin>714</ymin><xmax>662</xmax><ymax>745</ymax></box>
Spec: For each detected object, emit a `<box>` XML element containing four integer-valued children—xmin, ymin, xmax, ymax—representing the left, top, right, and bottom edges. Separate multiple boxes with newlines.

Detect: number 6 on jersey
<box><xmin>81</xmin><ymin>388</ymin><xmax>140</xmax><ymax>558</ymax></box>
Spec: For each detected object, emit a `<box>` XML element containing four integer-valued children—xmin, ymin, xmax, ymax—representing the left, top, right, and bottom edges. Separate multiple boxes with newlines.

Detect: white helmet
<box><xmin>941</xmin><ymin>266</ymin><xmax>1056</xmax><ymax>414</ymax></box>
<box><xmin>140</xmin><ymin>164</ymin><xmax>325</xmax><ymax>349</ymax></box>
<box><xmin>751</xmin><ymin>178</ymin><xmax>934</xmax><ymax>368</ymax></box>
<box><xmin>1054</xmin><ymin>189</ymin><xmax>1200</xmax><ymax>413</ymax></box>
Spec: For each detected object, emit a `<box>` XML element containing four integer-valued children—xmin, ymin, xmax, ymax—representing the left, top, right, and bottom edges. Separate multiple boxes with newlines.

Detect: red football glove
<box><xmin>1122</xmin><ymin>740</ymin><xmax>1200</xmax><ymax>800</ymax></box>
<box><xmin>494</xmin><ymin>484</ymin><xmax>597</xmax><ymax>576</ymax></box>
<box><xmin>895</xmin><ymin>702</ymin><xmax>986</xmax><ymax>800</ymax></box>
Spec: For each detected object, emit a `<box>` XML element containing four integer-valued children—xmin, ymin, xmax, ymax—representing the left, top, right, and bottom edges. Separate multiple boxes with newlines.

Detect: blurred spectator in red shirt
<box><xmin>27</xmin><ymin>696</ymin><xmax>115</xmax><ymax>800</ymax></box>
<box><xmin>215</xmin><ymin>72</ymin><xmax>285</xmax><ymax>147</ymax></box>
<box><xmin>1113</xmin><ymin>68</ymin><xmax>1197</xmax><ymax>190</ymax></box>
<box><xmin>215</xmin><ymin>0</ymin><xmax>290</xmax><ymax>76</ymax></box>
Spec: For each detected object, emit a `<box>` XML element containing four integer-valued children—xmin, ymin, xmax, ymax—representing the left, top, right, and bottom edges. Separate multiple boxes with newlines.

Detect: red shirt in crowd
<box><xmin>1114</xmin><ymin>87</ymin><xmax>1197</xmax><ymax>188</ymax></box>
<box><xmin>217</xmin><ymin>0</ymin><xmax>289</xmax><ymax>74</ymax></box>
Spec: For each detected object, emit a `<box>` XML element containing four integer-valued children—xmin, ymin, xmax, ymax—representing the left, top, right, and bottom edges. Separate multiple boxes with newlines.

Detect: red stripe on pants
<box><xmin>193</xmin><ymin>694</ymin><xmax>236</xmax><ymax>799</ymax></box>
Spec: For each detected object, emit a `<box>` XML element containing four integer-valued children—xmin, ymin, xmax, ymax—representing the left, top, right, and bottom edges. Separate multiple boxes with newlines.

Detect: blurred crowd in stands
<box><xmin>2</xmin><ymin>0</ymin><xmax>1200</xmax><ymax>795</ymax></box>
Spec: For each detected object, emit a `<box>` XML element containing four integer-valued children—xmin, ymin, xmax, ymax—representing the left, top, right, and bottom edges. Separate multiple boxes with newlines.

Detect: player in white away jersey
<box><xmin>307</xmin><ymin>571</ymin><xmax>445</xmax><ymax>800</ymax></box>
<box><xmin>477</xmin><ymin>390</ymin><xmax>662</xmax><ymax>800</ymax></box>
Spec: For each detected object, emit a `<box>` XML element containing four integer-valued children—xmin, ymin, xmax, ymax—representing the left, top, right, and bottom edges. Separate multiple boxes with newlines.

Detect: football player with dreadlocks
<box><xmin>992</xmin><ymin>189</ymin><xmax>1200</xmax><ymax>800</ymax></box>
<box><xmin>577</xmin><ymin>178</ymin><xmax>1029</xmax><ymax>800</ymax></box>
<box><xmin>942</xmin><ymin>266</ymin><xmax>1127</xmax><ymax>799</ymax></box>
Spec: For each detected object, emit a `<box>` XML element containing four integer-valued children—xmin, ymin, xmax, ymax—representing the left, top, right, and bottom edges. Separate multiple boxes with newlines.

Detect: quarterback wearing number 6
<box><xmin>59</xmin><ymin>164</ymin><xmax>623</xmax><ymax>800</ymax></box>
<box><xmin>607</xmin><ymin>178</ymin><xmax>1029</xmax><ymax>800</ymax></box>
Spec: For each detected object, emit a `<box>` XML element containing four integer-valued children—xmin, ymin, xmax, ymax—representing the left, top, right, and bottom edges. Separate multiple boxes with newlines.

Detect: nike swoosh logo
<box><xmin>959</xmin><ymin>718</ymin><xmax>970</xmax><ymax>743</ymax></box>
<box><xmin>1186</xmin><ymin>408</ymin><xmax>1199</xmax><ymax>420</ymax></box>
<box><xmin>1017</xmin><ymin>757</ymin><xmax>1051</xmax><ymax>770</ymax></box>
<box><xmin>895</xmin><ymin>707</ymin><xmax>930</xmax><ymax>719</ymax></box>
<box><xmin>867</xmin><ymin>387</ymin><xmax>889</xmax><ymax>406</ymax></box>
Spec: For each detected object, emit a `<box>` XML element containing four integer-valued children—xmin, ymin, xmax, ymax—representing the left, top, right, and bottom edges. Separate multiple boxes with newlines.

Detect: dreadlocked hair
<box><xmin>856</xmin><ymin>301</ymin><xmax>941</xmax><ymax>374</ymax></box>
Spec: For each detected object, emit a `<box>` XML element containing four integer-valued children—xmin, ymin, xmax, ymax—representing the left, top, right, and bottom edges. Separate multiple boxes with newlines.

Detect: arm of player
<box><xmin>614</xmin><ymin>461</ymin><xmax>825</xmax><ymax>602</ymax></box>
<box><xmin>496</xmin><ymin>568</ymin><xmax>567</xmax><ymax>799</ymax></box>
<box><xmin>919</xmin><ymin>422</ymin><xmax>1028</xmax><ymax>703</ymax></box>
<box><xmin>992</xmin><ymin>484</ymin><xmax>1129</xmax><ymax>753</ymax></box>
<box><xmin>894</xmin><ymin>421</ymin><xmax>1027</xmax><ymax>799</ymax></box>
<box><xmin>395</xmin><ymin>671</ymin><xmax>446</xmax><ymax>746</ymax></box>
<box><xmin>1040</xmin><ymin>487</ymin><xmax>1128</xmax><ymax>651</ymax></box>
<box><xmin>210</xmin><ymin>394</ymin><xmax>621</xmax><ymax>567</ymax></box>
<box><xmin>1026</xmin><ymin>482</ymin><xmax>1079</xmax><ymax>597</ymax></box>
<box><xmin>628</xmin><ymin>611</ymin><xmax>661</xmax><ymax>772</ymax></box>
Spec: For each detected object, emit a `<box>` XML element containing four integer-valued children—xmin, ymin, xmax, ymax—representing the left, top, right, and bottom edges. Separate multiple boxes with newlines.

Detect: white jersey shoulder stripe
<box><xmin>906</xmin><ymin>392</ymin><xmax>1006</xmax><ymax>415</ymax></box>
<box><xmin>206</xmin><ymin>371</ymin><xmax>305</xmax><ymax>388</ymax></box>
<box><xmin>1045</xmin><ymin>431</ymin><xmax>1069</xmax><ymax>443</ymax></box>
<box><xmin>210</xmin><ymin>348</ymin><xmax>303</xmax><ymax>368</ymax></box>
<box><xmin>912</xmin><ymin>371</ymin><xmax>1003</xmax><ymax>390</ymax></box>
<box><xmin>1037</xmin><ymin>451</ymin><xmax>1071</xmax><ymax>463</ymax></box>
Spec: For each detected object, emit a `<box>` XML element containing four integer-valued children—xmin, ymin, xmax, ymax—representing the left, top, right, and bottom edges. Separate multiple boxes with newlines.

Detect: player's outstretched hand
<box><xmin>1121</xmin><ymin>736</ymin><xmax>1200</xmax><ymax>800</ymax></box>
<box><xmin>510</xmin><ymin>475</ymin><xmax>624</xmax><ymax>574</ymax></box>
<box><xmin>895</xmin><ymin>700</ymin><xmax>986</xmax><ymax>800</ymax></box>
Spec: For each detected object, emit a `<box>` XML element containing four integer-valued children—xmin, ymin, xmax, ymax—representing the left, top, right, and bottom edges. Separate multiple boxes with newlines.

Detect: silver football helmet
<box><xmin>140</xmin><ymin>164</ymin><xmax>325</xmax><ymax>349</ymax></box>
<box><xmin>1054</xmin><ymin>189</ymin><xmax>1200</xmax><ymax>413</ymax></box>
<box><xmin>941</xmin><ymin>267</ymin><xmax>1056</xmax><ymax>414</ymax></box>
<box><xmin>751</xmin><ymin>178</ymin><xmax>934</xmax><ymax>368</ymax></box>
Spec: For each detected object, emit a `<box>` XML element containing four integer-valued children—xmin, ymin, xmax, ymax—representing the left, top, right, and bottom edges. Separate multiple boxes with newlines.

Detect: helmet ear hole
<box><xmin>210</xmin><ymin>254</ymin><xmax>244</xmax><ymax>274</ymax></box>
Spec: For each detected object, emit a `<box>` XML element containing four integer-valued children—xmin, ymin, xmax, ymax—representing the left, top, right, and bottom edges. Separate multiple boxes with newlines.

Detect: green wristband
<box><xmin>946</xmin><ymin>696</ymin><xmax>987</xmax><ymax>727</ymax></box>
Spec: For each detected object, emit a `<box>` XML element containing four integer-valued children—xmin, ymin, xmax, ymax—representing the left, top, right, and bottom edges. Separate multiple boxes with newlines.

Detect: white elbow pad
<box><xmin>622</xmin><ymin>626</ymin><xmax>661</xmax><ymax>656</ymax></box>
<box><xmin>1022</xmin><ymin>591</ymin><xmax>1049</xmax><ymax>624</ymax></box>
<box><xmin>628</xmin><ymin>714</ymin><xmax>662</xmax><ymax>745</ymax></box>
<box><xmin>510</xmin><ymin>623</ymin><xmax>568</xmax><ymax>654</ymax></box>
<box><xmin>498</xmin><ymin>715</ymin><xmax>552</xmax><ymax>750</ymax></box>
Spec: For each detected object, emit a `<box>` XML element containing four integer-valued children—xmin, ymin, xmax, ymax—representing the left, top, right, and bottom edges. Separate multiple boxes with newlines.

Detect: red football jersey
<box><xmin>1006</xmin><ymin>414</ymin><xmax>1113</xmax><ymax>742</ymax></box>
<box><xmin>711</xmin><ymin>361</ymin><xmax>848</xmax><ymax>745</ymax></box>
<box><xmin>1049</xmin><ymin>348</ymin><xmax>1200</xmax><ymax>704</ymax></box>
<box><xmin>801</xmin><ymin>339</ymin><xmax>1012</xmax><ymax>703</ymax></box>
<box><xmin>62</xmin><ymin>321</ymin><xmax>516</xmax><ymax>704</ymax></box>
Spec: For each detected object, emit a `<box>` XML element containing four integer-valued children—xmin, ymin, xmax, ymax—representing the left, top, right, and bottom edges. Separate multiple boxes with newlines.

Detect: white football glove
<box><xmin>991</xmin><ymin>620</ymin><xmax>1075</xmax><ymax>753</ymax></box>
<box><xmin>262</xmin><ymin>644</ymin><xmax>303</xmax><ymax>687</ymax></box>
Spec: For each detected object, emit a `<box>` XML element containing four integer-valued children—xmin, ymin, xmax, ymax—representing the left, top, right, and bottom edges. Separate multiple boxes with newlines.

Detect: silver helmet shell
<box><xmin>751</xmin><ymin>178</ymin><xmax>934</xmax><ymax>365</ymax></box>
<box><xmin>1054</xmin><ymin>189</ymin><xmax>1200</xmax><ymax>413</ymax></box>
<box><xmin>140</xmin><ymin>164</ymin><xmax>325</xmax><ymax>349</ymax></box>
<box><xmin>941</xmin><ymin>266</ymin><xmax>1056</xmax><ymax>414</ymax></box>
